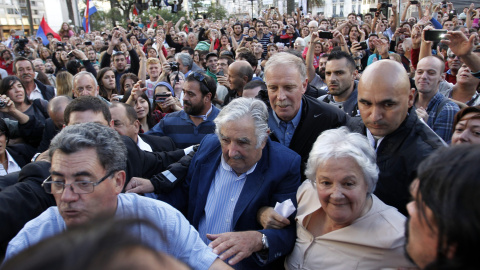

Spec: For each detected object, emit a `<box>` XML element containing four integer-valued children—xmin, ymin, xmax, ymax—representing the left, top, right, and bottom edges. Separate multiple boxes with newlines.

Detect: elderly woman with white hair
<box><xmin>285</xmin><ymin>127</ymin><xmax>415</xmax><ymax>269</ymax></box>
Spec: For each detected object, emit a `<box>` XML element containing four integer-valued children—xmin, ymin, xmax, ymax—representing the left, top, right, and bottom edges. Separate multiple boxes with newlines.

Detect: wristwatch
<box><xmin>261</xmin><ymin>233</ymin><xmax>269</xmax><ymax>250</ymax></box>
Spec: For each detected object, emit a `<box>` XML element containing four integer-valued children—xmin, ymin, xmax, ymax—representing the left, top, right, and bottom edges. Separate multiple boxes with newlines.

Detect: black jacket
<box><xmin>139</xmin><ymin>134</ymin><xmax>177</xmax><ymax>152</ymax></box>
<box><xmin>34</xmin><ymin>79</ymin><xmax>55</xmax><ymax>101</ymax></box>
<box><xmin>349</xmin><ymin>108</ymin><xmax>445</xmax><ymax>215</ymax></box>
<box><xmin>270</xmin><ymin>95</ymin><xmax>348</xmax><ymax>180</ymax></box>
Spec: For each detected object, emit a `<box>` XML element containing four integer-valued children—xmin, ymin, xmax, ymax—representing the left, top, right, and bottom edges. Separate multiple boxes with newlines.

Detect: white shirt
<box><xmin>366</xmin><ymin>128</ymin><xmax>384</xmax><ymax>151</ymax></box>
<box><xmin>0</xmin><ymin>150</ymin><xmax>22</xmax><ymax>176</ymax></box>
<box><xmin>29</xmin><ymin>83</ymin><xmax>44</xmax><ymax>101</ymax></box>
<box><xmin>136</xmin><ymin>135</ymin><xmax>152</xmax><ymax>152</ymax></box>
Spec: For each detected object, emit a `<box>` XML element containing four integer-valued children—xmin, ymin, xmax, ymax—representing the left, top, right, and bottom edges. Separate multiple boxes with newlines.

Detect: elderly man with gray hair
<box><xmin>153</xmin><ymin>97</ymin><xmax>301</xmax><ymax>269</ymax></box>
<box><xmin>4</xmin><ymin>122</ymin><xmax>230</xmax><ymax>270</ymax></box>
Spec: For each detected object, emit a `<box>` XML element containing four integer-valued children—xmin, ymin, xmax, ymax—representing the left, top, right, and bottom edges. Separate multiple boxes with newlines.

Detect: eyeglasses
<box><xmin>448</xmin><ymin>54</ymin><xmax>458</xmax><ymax>59</ymax></box>
<box><xmin>42</xmin><ymin>171</ymin><xmax>114</xmax><ymax>194</ymax></box>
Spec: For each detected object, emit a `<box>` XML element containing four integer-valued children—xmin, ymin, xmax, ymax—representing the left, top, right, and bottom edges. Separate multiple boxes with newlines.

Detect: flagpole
<box><xmin>12</xmin><ymin>1</ymin><xmax>25</xmax><ymax>34</ymax></box>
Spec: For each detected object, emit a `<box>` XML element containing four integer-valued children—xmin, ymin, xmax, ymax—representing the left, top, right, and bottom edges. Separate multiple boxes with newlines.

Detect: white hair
<box><xmin>214</xmin><ymin>98</ymin><xmax>269</xmax><ymax>149</ymax></box>
<box><xmin>305</xmin><ymin>127</ymin><xmax>379</xmax><ymax>194</ymax></box>
<box><xmin>265</xmin><ymin>52</ymin><xmax>306</xmax><ymax>82</ymax></box>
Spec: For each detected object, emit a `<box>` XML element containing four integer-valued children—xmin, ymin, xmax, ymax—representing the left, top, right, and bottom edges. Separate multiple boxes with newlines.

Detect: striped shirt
<box><xmin>198</xmin><ymin>155</ymin><xmax>257</xmax><ymax>244</ymax></box>
<box><xmin>146</xmin><ymin>105</ymin><xmax>220</xmax><ymax>148</ymax></box>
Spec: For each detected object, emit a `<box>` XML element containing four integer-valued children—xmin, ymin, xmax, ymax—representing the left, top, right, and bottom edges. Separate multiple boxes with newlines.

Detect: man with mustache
<box><xmin>147</xmin><ymin>72</ymin><xmax>220</xmax><ymax>148</ymax></box>
<box><xmin>356</xmin><ymin>60</ymin><xmax>444</xmax><ymax>215</ymax></box>
<box><xmin>14</xmin><ymin>57</ymin><xmax>55</xmax><ymax>101</ymax></box>
<box><xmin>127</xmin><ymin>98</ymin><xmax>301</xmax><ymax>269</ymax></box>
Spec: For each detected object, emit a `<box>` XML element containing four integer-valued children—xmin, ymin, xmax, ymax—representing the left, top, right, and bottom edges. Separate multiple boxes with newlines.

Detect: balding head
<box><xmin>358</xmin><ymin>60</ymin><xmax>415</xmax><ymax>137</ymax></box>
<box><xmin>48</xmin><ymin>96</ymin><xmax>72</xmax><ymax>129</ymax></box>
<box><xmin>228</xmin><ymin>61</ymin><xmax>253</xmax><ymax>93</ymax></box>
<box><xmin>415</xmin><ymin>56</ymin><xmax>445</xmax><ymax>95</ymax></box>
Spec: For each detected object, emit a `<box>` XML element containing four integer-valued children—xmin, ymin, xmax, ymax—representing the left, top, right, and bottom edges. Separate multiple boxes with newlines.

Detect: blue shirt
<box><xmin>4</xmin><ymin>194</ymin><xmax>218</xmax><ymax>270</ymax></box>
<box><xmin>198</xmin><ymin>155</ymin><xmax>257</xmax><ymax>244</ymax></box>
<box><xmin>268</xmin><ymin>101</ymin><xmax>303</xmax><ymax>147</ymax></box>
<box><xmin>146</xmin><ymin>106</ymin><xmax>220</xmax><ymax>148</ymax></box>
<box><xmin>425</xmin><ymin>92</ymin><xmax>460</xmax><ymax>142</ymax></box>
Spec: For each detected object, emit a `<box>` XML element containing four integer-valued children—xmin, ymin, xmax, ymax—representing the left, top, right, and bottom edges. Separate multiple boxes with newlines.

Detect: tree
<box><xmin>205</xmin><ymin>3</ymin><xmax>229</xmax><ymax>20</ymax></box>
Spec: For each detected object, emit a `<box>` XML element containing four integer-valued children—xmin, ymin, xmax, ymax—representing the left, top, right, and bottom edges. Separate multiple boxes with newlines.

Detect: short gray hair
<box><xmin>175</xmin><ymin>53</ymin><xmax>193</xmax><ymax>69</ymax></box>
<box><xmin>73</xmin><ymin>71</ymin><xmax>98</xmax><ymax>89</ymax></box>
<box><xmin>264</xmin><ymin>52</ymin><xmax>306</xmax><ymax>82</ymax></box>
<box><xmin>49</xmin><ymin>122</ymin><xmax>127</xmax><ymax>173</ymax></box>
<box><xmin>214</xmin><ymin>98</ymin><xmax>269</xmax><ymax>148</ymax></box>
<box><xmin>305</xmin><ymin>127</ymin><xmax>379</xmax><ymax>194</ymax></box>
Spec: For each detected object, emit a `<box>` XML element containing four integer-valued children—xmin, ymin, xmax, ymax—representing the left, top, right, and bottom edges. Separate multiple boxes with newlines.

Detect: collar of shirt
<box><xmin>29</xmin><ymin>83</ymin><xmax>43</xmax><ymax>100</ymax></box>
<box><xmin>137</xmin><ymin>135</ymin><xmax>153</xmax><ymax>152</ymax></box>
<box><xmin>272</xmin><ymin>100</ymin><xmax>303</xmax><ymax>128</ymax></box>
<box><xmin>0</xmin><ymin>149</ymin><xmax>22</xmax><ymax>176</ymax></box>
<box><xmin>190</xmin><ymin>104</ymin><xmax>213</xmax><ymax>121</ymax></box>
<box><xmin>220</xmin><ymin>154</ymin><xmax>257</xmax><ymax>179</ymax></box>
<box><xmin>366</xmin><ymin>128</ymin><xmax>384</xmax><ymax>151</ymax></box>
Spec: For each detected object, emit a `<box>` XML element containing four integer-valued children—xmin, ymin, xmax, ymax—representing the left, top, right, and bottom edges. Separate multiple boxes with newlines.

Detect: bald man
<box><xmin>224</xmin><ymin>61</ymin><xmax>253</xmax><ymax>105</ymax></box>
<box><xmin>356</xmin><ymin>60</ymin><xmax>445</xmax><ymax>215</ymax></box>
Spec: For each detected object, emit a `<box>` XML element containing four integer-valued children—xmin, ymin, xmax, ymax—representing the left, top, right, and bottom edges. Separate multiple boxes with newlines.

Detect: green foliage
<box><xmin>205</xmin><ymin>4</ymin><xmax>229</xmax><ymax>20</ymax></box>
<box><xmin>138</xmin><ymin>8</ymin><xmax>188</xmax><ymax>24</ymax></box>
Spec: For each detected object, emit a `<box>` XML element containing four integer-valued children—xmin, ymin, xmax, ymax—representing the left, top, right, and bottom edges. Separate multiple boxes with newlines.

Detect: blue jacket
<box><xmin>160</xmin><ymin>134</ymin><xmax>301</xmax><ymax>269</ymax></box>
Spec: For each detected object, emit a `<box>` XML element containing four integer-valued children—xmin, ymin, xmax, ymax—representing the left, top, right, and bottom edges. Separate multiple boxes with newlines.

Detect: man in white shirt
<box><xmin>14</xmin><ymin>57</ymin><xmax>55</xmax><ymax>101</ymax></box>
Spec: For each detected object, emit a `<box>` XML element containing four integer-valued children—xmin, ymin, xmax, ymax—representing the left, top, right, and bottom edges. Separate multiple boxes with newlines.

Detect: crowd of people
<box><xmin>0</xmin><ymin>1</ymin><xmax>480</xmax><ymax>269</ymax></box>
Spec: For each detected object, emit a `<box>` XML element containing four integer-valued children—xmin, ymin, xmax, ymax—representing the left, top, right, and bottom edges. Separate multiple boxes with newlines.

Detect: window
<box><xmin>333</xmin><ymin>5</ymin><xmax>337</xmax><ymax>15</ymax></box>
<box><xmin>20</xmin><ymin>8</ymin><xmax>27</xmax><ymax>16</ymax></box>
<box><xmin>34</xmin><ymin>18</ymin><xmax>40</xmax><ymax>24</ymax></box>
<box><xmin>8</xmin><ymin>18</ymin><xmax>15</xmax><ymax>25</ymax></box>
<box><xmin>31</xmin><ymin>1</ymin><xmax>36</xmax><ymax>6</ymax></box>
<box><xmin>33</xmin><ymin>10</ymin><xmax>38</xmax><ymax>15</ymax></box>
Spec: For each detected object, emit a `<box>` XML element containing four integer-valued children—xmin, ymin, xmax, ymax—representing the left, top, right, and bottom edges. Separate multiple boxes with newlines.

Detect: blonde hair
<box><xmin>56</xmin><ymin>71</ymin><xmax>73</xmax><ymax>97</ymax></box>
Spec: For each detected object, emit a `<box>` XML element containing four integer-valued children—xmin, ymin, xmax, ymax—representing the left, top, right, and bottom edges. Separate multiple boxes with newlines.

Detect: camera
<box><xmin>84</xmin><ymin>41</ymin><xmax>92</xmax><ymax>46</ymax></box>
<box><xmin>359</xmin><ymin>41</ymin><xmax>368</xmax><ymax>50</ymax></box>
<box><xmin>318</xmin><ymin>31</ymin><xmax>333</xmax><ymax>39</ymax></box>
<box><xmin>380</xmin><ymin>2</ymin><xmax>392</xmax><ymax>8</ymax></box>
<box><xmin>67</xmin><ymin>51</ymin><xmax>75</xmax><ymax>58</ymax></box>
<box><xmin>169</xmin><ymin>61</ymin><xmax>179</xmax><ymax>72</ymax></box>
<box><xmin>155</xmin><ymin>93</ymin><xmax>171</xmax><ymax>103</ymax></box>
<box><xmin>424</xmin><ymin>29</ymin><xmax>447</xmax><ymax>41</ymax></box>
<box><xmin>410</xmin><ymin>0</ymin><xmax>418</xmax><ymax>4</ymax></box>
<box><xmin>15</xmin><ymin>38</ymin><xmax>29</xmax><ymax>50</ymax></box>
<box><xmin>0</xmin><ymin>99</ymin><xmax>6</xmax><ymax>108</ymax></box>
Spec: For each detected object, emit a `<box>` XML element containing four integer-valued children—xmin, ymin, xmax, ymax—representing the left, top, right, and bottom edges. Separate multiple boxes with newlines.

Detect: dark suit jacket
<box><xmin>34</xmin><ymin>79</ymin><xmax>55</xmax><ymax>101</ymax></box>
<box><xmin>160</xmin><ymin>134</ymin><xmax>301</xmax><ymax>269</ymax></box>
<box><xmin>139</xmin><ymin>133</ymin><xmax>176</xmax><ymax>152</ymax></box>
<box><xmin>270</xmin><ymin>95</ymin><xmax>348</xmax><ymax>180</ymax></box>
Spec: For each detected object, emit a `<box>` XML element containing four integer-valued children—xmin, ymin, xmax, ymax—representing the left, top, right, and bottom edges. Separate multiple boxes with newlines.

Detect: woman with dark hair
<box><xmin>346</xmin><ymin>24</ymin><xmax>365</xmax><ymax>47</ymax></box>
<box><xmin>0</xmin><ymin>118</ymin><xmax>36</xmax><ymax>176</ymax></box>
<box><xmin>135</xmin><ymin>92</ymin><xmax>156</xmax><ymax>133</ymax></box>
<box><xmin>52</xmin><ymin>49</ymin><xmax>69</xmax><ymax>75</ymax></box>
<box><xmin>97</xmin><ymin>67</ymin><xmax>116</xmax><ymax>101</ymax></box>
<box><xmin>450</xmin><ymin>105</ymin><xmax>480</xmax><ymax>145</ymax></box>
<box><xmin>406</xmin><ymin>145</ymin><xmax>480</xmax><ymax>269</ymax></box>
<box><xmin>0</xmin><ymin>76</ymin><xmax>49</xmax><ymax>124</ymax></box>
<box><xmin>119</xmin><ymin>73</ymin><xmax>139</xmax><ymax>96</ymax></box>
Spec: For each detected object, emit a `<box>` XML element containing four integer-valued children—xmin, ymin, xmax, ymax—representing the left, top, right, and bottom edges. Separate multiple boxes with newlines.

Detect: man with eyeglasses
<box><xmin>147</xmin><ymin>72</ymin><xmax>220</xmax><ymax>148</ymax></box>
<box><xmin>100</xmin><ymin>29</ymin><xmax>139</xmax><ymax>92</ymax></box>
<box><xmin>3</xmin><ymin>122</ymin><xmax>230</xmax><ymax>270</ymax></box>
